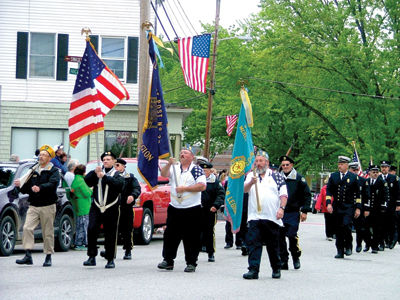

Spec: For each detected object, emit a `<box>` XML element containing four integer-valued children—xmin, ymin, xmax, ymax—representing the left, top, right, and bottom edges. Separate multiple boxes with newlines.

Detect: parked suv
<box><xmin>86</xmin><ymin>158</ymin><xmax>170</xmax><ymax>245</ymax></box>
<box><xmin>0</xmin><ymin>160</ymin><xmax>75</xmax><ymax>256</ymax></box>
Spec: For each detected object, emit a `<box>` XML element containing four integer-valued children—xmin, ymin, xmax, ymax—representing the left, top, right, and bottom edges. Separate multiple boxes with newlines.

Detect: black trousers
<box><xmin>333</xmin><ymin>210</ymin><xmax>353</xmax><ymax>253</ymax></box>
<box><xmin>200</xmin><ymin>207</ymin><xmax>217</xmax><ymax>254</ymax></box>
<box><xmin>87</xmin><ymin>203</ymin><xmax>120</xmax><ymax>261</ymax></box>
<box><xmin>225</xmin><ymin>193</ymin><xmax>248</xmax><ymax>247</ymax></box>
<box><xmin>246</xmin><ymin>219</ymin><xmax>281</xmax><ymax>273</ymax></box>
<box><xmin>162</xmin><ymin>205</ymin><xmax>202</xmax><ymax>266</ymax></box>
<box><xmin>279</xmin><ymin>212</ymin><xmax>301</xmax><ymax>263</ymax></box>
<box><xmin>365</xmin><ymin>212</ymin><xmax>385</xmax><ymax>250</ymax></box>
<box><xmin>324</xmin><ymin>212</ymin><xmax>335</xmax><ymax>238</ymax></box>
<box><xmin>354</xmin><ymin>213</ymin><xmax>368</xmax><ymax>247</ymax></box>
<box><xmin>119</xmin><ymin>204</ymin><xmax>134</xmax><ymax>251</ymax></box>
<box><xmin>383</xmin><ymin>209</ymin><xmax>397</xmax><ymax>245</ymax></box>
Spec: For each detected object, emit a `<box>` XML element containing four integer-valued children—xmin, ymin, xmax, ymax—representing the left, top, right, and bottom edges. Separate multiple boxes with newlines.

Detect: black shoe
<box><xmin>243</xmin><ymin>270</ymin><xmax>258</xmax><ymax>279</ymax></box>
<box><xmin>208</xmin><ymin>254</ymin><xmax>215</xmax><ymax>262</ymax></box>
<box><xmin>371</xmin><ymin>249</ymin><xmax>378</xmax><ymax>254</ymax></box>
<box><xmin>363</xmin><ymin>246</ymin><xmax>370</xmax><ymax>252</ymax></box>
<box><xmin>378</xmin><ymin>245</ymin><xmax>384</xmax><ymax>251</ymax></box>
<box><xmin>293</xmin><ymin>258</ymin><xmax>301</xmax><ymax>270</ymax></box>
<box><xmin>16</xmin><ymin>251</ymin><xmax>33</xmax><ymax>265</ymax></box>
<box><xmin>389</xmin><ymin>240</ymin><xmax>397</xmax><ymax>249</ymax></box>
<box><xmin>123</xmin><ymin>250</ymin><xmax>132</xmax><ymax>260</ymax></box>
<box><xmin>83</xmin><ymin>256</ymin><xmax>96</xmax><ymax>266</ymax></box>
<box><xmin>105</xmin><ymin>260</ymin><xmax>115</xmax><ymax>269</ymax></box>
<box><xmin>184</xmin><ymin>264</ymin><xmax>196</xmax><ymax>272</ymax></box>
<box><xmin>241</xmin><ymin>246</ymin><xmax>248</xmax><ymax>256</ymax></box>
<box><xmin>43</xmin><ymin>254</ymin><xmax>52</xmax><ymax>267</ymax></box>
<box><xmin>281</xmin><ymin>262</ymin><xmax>289</xmax><ymax>270</ymax></box>
<box><xmin>272</xmin><ymin>269</ymin><xmax>281</xmax><ymax>279</ymax></box>
<box><xmin>224</xmin><ymin>244</ymin><xmax>233</xmax><ymax>249</ymax></box>
<box><xmin>157</xmin><ymin>260</ymin><xmax>174</xmax><ymax>270</ymax></box>
<box><xmin>356</xmin><ymin>246</ymin><xmax>362</xmax><ymax>253</ymax></box>
<box><xmin>345</xmin><ymin>248</ymin><xmax>352</xmax><ymax>256</ymax></box>
<box><xmin>100</xmin><ymin>250</ymin><xmax>106</xmax><ymax>258</ymax></box>
<box><xmin>335</xmin><ymin>252</ymin><xmax>344</xmax><ymax>259</ymax></box>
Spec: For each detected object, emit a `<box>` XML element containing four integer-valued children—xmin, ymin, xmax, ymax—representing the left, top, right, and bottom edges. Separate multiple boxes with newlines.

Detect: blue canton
<box><xmin>191</xmin><ymin>165</ymin><xmax>205</xmax><ymax>180</ymax></box>
<box><xmin>73</xmin><ymin>42</ymin><xmax>105</xmax><ymax>94</ymax></box>
<box><xmin>192</xmin><ymin>34</ymin><xmax>211</xmax><ymax>58</ymax></box>
<box><xmin>272</xmin><ymin>172</ymin><xmax>286</xmax><ymax>191</ymax></box>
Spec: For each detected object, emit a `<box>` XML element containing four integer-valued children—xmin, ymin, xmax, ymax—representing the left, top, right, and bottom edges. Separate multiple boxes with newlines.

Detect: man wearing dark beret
<box><xmin>198</xmin><ymin>161</ymin><xmax>225</xmax><ymax>262</ymax></box>
<box><xmin>326</xmin><ymin>156</ymin><xmax>361</xmax><ymax>258</ymax></box>
<box><xmin>83</xmin><ymin>151</ymin><xmax>124</xmax><ymax>269</ymax></box>
<box><xmin>114</xmin><ymin>158</ymin><xmax>141</xmax><ymax>260</ymax></box>
<box><xmin>279</xmin><ymin>155</ymin><xmax>311</xmax><ymax>270</ymax></box>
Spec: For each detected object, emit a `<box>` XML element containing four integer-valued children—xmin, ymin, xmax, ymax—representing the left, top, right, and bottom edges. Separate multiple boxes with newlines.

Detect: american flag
<box><xmin>352</xmin><ymin>149</ymin><xmax>364</xmax><ymax>177</ymax></box>
<box><xmin>178</xmin><ymin>34</ymin><xmax>211</xmax><ymax>93</ymax></box>
<box><xmin>69</xmin><ymin>41</ymin><xmax>129</xmax><ymax>148</ymax></box>
<box><xmin>226</xmin><ymin>115</ymin><xmax>238</xmax><ymax>136</ymax></box>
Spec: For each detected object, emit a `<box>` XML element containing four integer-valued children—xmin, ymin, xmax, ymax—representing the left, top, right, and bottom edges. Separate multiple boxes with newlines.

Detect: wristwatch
<box><xmin>280</xmin><ymin>206</ymin><xmax>285</xmax><ymax>210</ymax></box>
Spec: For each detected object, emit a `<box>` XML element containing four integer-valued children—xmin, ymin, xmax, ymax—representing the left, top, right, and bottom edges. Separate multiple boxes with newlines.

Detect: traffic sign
<box><xmin>65</xmin><ymin>56</ymin><xmax>82</xmax><ymax>62</ymax></box>
<box><xmin>69</xmin><ymin>68</ymin><xmax>79</xmax><ymax>75</ymax></box>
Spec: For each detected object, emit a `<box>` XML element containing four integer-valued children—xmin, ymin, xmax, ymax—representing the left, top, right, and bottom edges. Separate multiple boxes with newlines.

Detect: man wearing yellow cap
<box><xmin>14</xmin><ymin>144</ymin><xmax>60</xmax><ymax>267</ymax></box>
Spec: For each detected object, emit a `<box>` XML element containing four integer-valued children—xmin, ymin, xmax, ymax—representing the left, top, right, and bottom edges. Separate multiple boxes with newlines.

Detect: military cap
<box><xmin>370</xmin><ymin>165</ymin><xmax>379</xmax><ymax>171</ymax></box>
<box><xmin>348</xmin><ymin>162</ymin><xmax>360</xmax><ymax>169</ymax></box>
<box><xmin>199</xmin><ymin>161</ymin><xmax>213</xmax><ymax>169</ymax></box>
<box><xmin>101</xmin><ymin>151</ymin><xmax>116</xmax><ymax>160</ymax></box>
<box><xmin>116</xmin><ymin>158</ymin><xmax>126</xmax><ymax>165</ymax></box>
<box><xmin>279</xmin><ymin>155</ymin><xmax>294</xmax><ymax>164</ymax></box>
<box><xmin>256</xmin><ymin>149</ymin><xmax>269</xmax><ymax>160</ymax></box>
<box><xmin>338</xmin><ymin>156</ymin><xmax>351</xmax><ymax>163</ymax></box>
<box><xmin>270</xmin><ymin>163</ymin><xmax>279</xmax><ymax>170</ymax></box>
<box><xmin>196</xmin><ymin>156</ymin><xmax>209</xmax><ymax>165</ymax></box>
<box><xmin>39</xmin><ymin>144</ymin><xmax>55</xmax><ymax>159</ymax></box>
<box><xmin>380</xmin><ymin>160</ymin><xmax>391</xmax><ymax>167</ymax></box>
<box><xmin>182</xmin><ymin>144</ymin><xmax>196</xmax><ymax>155</ymax></box>
<box><xmin>390</xmin><ymin>165</ymin><xmax>397</xmax><ymax>171</ymax></box>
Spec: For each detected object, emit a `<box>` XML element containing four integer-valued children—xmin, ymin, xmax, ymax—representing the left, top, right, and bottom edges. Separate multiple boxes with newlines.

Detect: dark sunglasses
<box><xmin>281</xmin><ymin>164</ymin><xmax>291</xmax><ymax>167</ymax></box>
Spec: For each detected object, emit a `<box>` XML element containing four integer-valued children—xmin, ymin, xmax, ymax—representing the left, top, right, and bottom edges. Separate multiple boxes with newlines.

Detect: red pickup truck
<box><xmin>86</xmin><ymin>158</ymin><xmax>170</xmax><ymax>245</ymax></box>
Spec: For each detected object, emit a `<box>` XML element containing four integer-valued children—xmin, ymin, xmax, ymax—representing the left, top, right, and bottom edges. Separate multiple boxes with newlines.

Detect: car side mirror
<box><xmin>157</xmin><ymin>176</ymin><xmax>169</xmax><ymax>185</ymax></box>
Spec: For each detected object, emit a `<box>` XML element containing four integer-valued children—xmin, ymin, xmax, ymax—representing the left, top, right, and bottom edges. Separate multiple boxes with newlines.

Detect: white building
<box><xmin>0</xmin><ymin>0</ymin><xmax>189</xmax><ymax>163</ymax></box>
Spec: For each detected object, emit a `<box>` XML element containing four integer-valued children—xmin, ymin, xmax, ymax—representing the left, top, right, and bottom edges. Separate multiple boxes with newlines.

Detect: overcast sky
<box><xmin>155</xmin><ymin>0</ymin><xmax>261</xmax><ymax>38</ymax></box>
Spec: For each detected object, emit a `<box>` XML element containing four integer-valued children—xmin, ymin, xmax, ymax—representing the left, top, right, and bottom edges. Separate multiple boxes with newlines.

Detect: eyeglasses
<box><xmin>115</xmin><ymin>163</ymin><xmax>121</xmax><ymax>167</ymax></box>
<box><xmin>281</xmin><ymin>164</ymin><xmax>290</xmax><ymax>167</ymax></box>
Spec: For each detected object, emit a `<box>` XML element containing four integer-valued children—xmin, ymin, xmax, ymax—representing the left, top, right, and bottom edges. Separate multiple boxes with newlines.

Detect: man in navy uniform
<box><xmin>279</xmin><ymin>155</ymin><xmax>311</xmax><ymax>270</ymax></box>
<box><xmin>348</xmin><ymin>162</ymin><xmax>370</xmax><ymax>252</ymax></box>
<box><xmin>114</xmin><ymin>158</ymin><xmax>141</xmax><ymax>260</ymax></box>
<box><xmin>326</xmin><ymin>156</ymin><xmax>361</xmax><ymax>258</ymax></box>
<box><xmin>198</xmin><ymin>161</ymin><xmax>225</xmax><ymax>262</ymax></box>
<box><xmin>83</xmin><ymin>151</ymin><xmax>124</xmax><ymax>269</ymax></box>
<box><xmin>379</xmin><ymin>161</ymin><xmax>400</xmax><ymax>249</ymax></box>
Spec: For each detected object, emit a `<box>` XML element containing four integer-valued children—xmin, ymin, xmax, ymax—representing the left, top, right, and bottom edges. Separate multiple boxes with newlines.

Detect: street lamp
<box><xmin>203</xmin><ymin>34</ymin><xmax>252</xmax><ymax>159</ymax></box>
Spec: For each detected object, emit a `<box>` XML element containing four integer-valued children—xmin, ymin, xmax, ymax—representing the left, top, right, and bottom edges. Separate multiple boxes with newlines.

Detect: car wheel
<box><xmin>135</xmin><ymin>208</ymin><xmax>153</xmax><ymax>245</ymax></box>
<box><xmin>55</xmin><ymin>214</ymin><xmax>73</xmax><ymax>251</ymax></box>
<box><xmin>0</xmin><ymin>216</ymin><xmax>16</xmax><ymax>256</ymax></box>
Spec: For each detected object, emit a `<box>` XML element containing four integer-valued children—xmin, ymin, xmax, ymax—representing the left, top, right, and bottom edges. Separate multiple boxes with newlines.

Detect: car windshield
<box><xmin>0</xmin><ymin>166</ymin><xmax>17</xmax><ymax>189</ymax></box>
<box><xmin>86</xmin><ymin>161</ymin><xmax>145</xmax><ymax>183</ymax></box>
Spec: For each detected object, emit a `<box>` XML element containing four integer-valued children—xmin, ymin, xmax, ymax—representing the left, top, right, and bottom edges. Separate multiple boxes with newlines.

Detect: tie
<box><xmin>341</xmin><ymin>173</ymin><xmax>345</xmax><ymax>180</ymax></box>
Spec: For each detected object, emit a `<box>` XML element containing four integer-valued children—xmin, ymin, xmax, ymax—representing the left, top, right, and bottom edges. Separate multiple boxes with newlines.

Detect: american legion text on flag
<box><xmin>178</xmin><ymin>34</ymin><xmax>211</xmax><ymax>94</ymax></box>
<box><xmin>69</xmin><ymin>40</ymin><xmax>129</xmax><ymax>148</ymax></box>
<box><xmin>224</xmin><ymin>87</ymin><xmax>255</xmax><ymax>233</ymax></box>
<box><xmin>138</xmin><ymin>33</ymin><xmax>170</xmax><ymax>189</ymax></box>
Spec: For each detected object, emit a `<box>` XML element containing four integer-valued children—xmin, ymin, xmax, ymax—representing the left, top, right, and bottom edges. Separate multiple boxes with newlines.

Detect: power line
<box><xmin>176</xmin><ymin>0</ymin><xmax>198</xmax><ymax>35</ymax></box>
<box><xmin>172</xmin><ymin>0</ymin><xmax>195</xmax><ymax>36</ymax></box>
<box><xmin>159</xmin><ymin>0</ymin><xmax>179</xmax><ymax>39</ymax></box>
<box><xmin>166</xmin><ymin>94</ymin><xmax>206</xmax><ymax>105</ymax></box>
<box><xmin>165</xmin><ymin>0</ymin><xmax>187</xmax><ymax>37</ymax></box>
<box><xmin>247</xmin><ymin>77</ymin><xmax>400</xmax><ymax>101</ymax></box>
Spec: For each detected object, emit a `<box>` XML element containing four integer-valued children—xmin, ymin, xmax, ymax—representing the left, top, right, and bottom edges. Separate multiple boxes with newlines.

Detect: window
<box><xmin>105</xmin><ymin>131</ymin><xmax>138</xmax><ymax>158</ymax></box>
<box><xmin>29</xmin><ymin>33</ymin><xmax>56</xmax><ymax>78</ymax></box>
<box><xmin>11</xmin><ymin>128</ymin><xmax>89</xmax><ymax>164</ymax></box>
<box><xmin>101</xmin><ymin>37</ymin><xmax>125</xmax><ymax>79</ymax></box>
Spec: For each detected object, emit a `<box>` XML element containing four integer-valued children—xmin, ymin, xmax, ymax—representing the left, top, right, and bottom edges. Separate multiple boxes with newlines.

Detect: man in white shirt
<box><xmin>243</xmin><ymin>150</ymin><xmax>288</xmax><ymax>280</ymax></box>
<box><xmin>157</xmin><ymin>148</ymin><xmax>207</xmax><ymax>273</ymax></box>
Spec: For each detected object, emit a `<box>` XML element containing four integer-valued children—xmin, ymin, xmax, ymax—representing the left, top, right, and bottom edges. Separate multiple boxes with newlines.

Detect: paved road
<box><xmin>0</xmin><ymin>213</ymin><xmax>399</xmax><ymax>300</ymax></box>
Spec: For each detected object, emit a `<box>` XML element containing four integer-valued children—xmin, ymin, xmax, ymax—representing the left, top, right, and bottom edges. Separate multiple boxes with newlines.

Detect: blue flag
<box><xmin>224</xmin><ymin>92</ymin><xmax>255</xmax><ymax>233</ymax></box>
<box><xmin>138</xmin><ymin>33</ymin><xmax>170</xmax><ymax>189</ymax></box>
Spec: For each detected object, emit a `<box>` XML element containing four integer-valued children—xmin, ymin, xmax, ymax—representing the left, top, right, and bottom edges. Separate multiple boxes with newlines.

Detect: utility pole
<box><xmin>137</xmin><ymin>0</ymin><xmax>151</xmax><ymax>157</ymax></box>
<box><xmin>203</xmin><ymin>0</ymin><xmax>221</xmax><ymax>160</ymax></box>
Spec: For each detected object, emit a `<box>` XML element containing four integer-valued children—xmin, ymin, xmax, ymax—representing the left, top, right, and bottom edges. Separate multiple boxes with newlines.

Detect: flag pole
<box><xmin>203</xmin><ymin>0</ymin><xmax>221</xmax><ymax>159</ymax></box>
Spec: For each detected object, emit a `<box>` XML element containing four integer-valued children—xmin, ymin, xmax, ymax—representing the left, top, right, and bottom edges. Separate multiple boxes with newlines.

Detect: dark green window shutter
<box><xmin>127</xmin><ymin>37</ymin><xmax>139</xmax><ymax>83</ymax></box>
<box><xmin>56</xmin><ymin>34</ymin><xmax>69</xmax><ymax>81</ymax></box>
<box><xmin>16</xmin><ymin>32</ymin><xmax>29</xmax><ymax>79</ymax></box>
<box><xmin>89</xmin><ymin>35</ymin><xmax>98</xmax><ymax>52</ymax></box>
